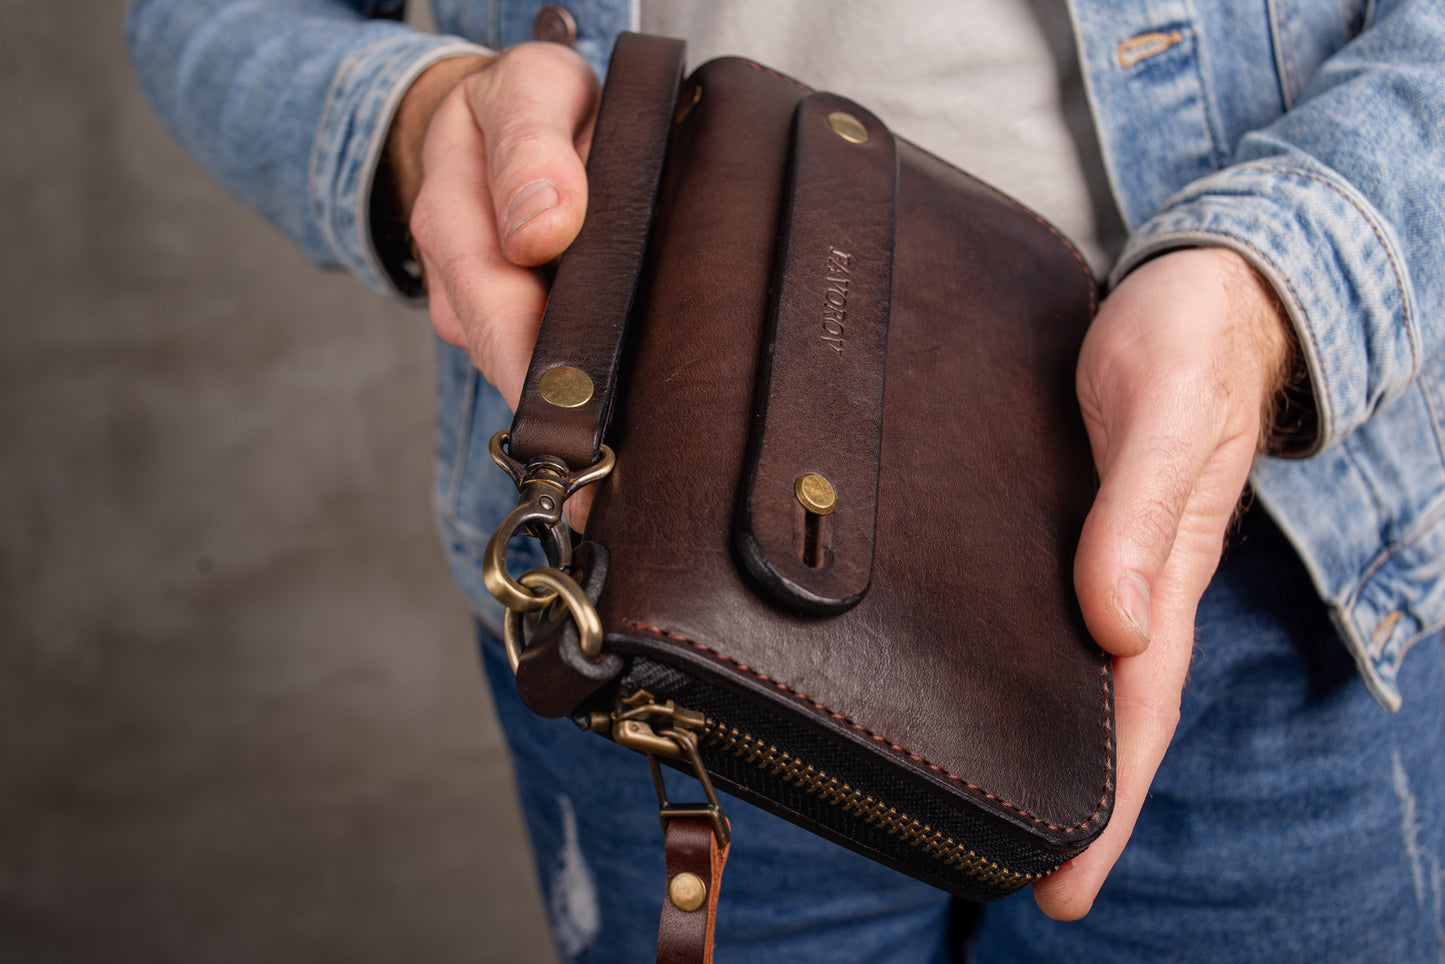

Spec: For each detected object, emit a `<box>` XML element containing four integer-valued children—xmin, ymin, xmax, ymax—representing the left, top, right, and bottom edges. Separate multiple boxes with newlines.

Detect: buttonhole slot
<box><xmin>795</xmin><ymin>502</ymin><xmax>833</xmax><ymax>570</ymax></box>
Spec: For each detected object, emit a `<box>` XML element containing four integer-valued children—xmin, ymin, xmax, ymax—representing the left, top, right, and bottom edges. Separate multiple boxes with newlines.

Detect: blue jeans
<box><xmin>479</xmin><ymin>508</ymin><xmax>1445</xmax><ymax>962</ymax></box>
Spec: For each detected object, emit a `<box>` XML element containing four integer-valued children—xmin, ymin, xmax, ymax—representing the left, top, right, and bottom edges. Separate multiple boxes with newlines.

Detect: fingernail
<box><xmin>1117</xmin><ymin>569</ymin><xmax>1152</xmax><ymax>642</ymax></box>
<box><xmin>502</xmin><ymin>180</ymin><xmax>559</xmax><ymax>238</ymax></box>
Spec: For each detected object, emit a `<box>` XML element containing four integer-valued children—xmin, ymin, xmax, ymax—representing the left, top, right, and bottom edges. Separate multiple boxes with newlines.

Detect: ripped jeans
<box><xmin>478</xmin><ymin>507</ymin><xmax>1445</xmax><ymax>962</ymax></box>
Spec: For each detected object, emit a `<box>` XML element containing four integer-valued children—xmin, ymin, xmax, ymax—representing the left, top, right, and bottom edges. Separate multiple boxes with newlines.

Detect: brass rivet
<box><xmin>531</xmin><ymin>4</ymin><xmax>577</xmax><ymax>46</ymax></box>
<box><xmin>675</xmin><ymin>84</ymin><xmax>702</xmax><ymax>124</ymax></box>
<box><xmin>827</xmin><ymin>111</ymin><xmax>869</xmax><ymax>144</ymax></box>
<box><xmin>538</xmin><ymin>366</ymin><xmax>594</xmax><ymax>408</ymax></box>
<box><xmin>669</xmin><ymin>872</ymin><xmax>707</xmax><ymax>912</ymax></box>
<box><xmin>795</xmin><ymin>474</ymin><xmax>837</xmax><ymax>515</ymax></box>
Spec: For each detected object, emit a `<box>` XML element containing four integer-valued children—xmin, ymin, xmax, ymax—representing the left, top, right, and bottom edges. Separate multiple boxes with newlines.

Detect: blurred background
<box><xmin>1</xmin><ymin>3</ymin><xmax>555</xmax><ymax>960</ymax></box>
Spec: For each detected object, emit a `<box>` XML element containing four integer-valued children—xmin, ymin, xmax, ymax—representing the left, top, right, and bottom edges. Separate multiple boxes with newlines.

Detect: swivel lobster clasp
<box><xmin>482</xmin><ymin>431</ymin><xmax>617</xmax><ymax>674</ymax></box>
<box><xmin>481</xmin><ymin>475</ymin><xmax>573</xmax><ymax>616</ymax></box>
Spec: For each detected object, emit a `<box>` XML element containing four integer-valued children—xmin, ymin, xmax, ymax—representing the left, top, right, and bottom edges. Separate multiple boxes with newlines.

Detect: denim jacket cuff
<box><xmin>309</xmin><ymin>35</ymin><xmax>493</xmax><ymax>299</ymax></box>
<box><xmin>1110</xmin><ymin>159</ymin><xmax>1421</xmax><ymax>456</ymax></box>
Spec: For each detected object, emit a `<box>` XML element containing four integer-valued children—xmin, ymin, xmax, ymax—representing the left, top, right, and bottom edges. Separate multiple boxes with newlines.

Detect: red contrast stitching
<box><xmin>624</xmin><ymin>620</ymin><xmax>1114</xmax><ymax>834</ymax></box>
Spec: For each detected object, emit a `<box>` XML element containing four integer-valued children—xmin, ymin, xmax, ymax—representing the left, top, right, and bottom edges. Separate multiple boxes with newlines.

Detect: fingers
<box><xmin>1032</xmin><ymin>600</ymin><xmax>1190</xmax><ymax>919</ymax></box>
<box><xmin>564</xmin><ymin>484</ymin><xmax>595</xmax><ymax>534</ymax></box>
<box><xmin>413</xmin><ymin>90</ymin><xmax>549</xmax><ymax>407</ymax></box>
<box><xmin>1041</xmin><ymin>442</ymin><xmax>1253</xmax><ymax>919</ymax></box>
<box><xmin>409</xmin><ymin>42</ymin><xmax>599</xmax><ymax>409</ymax></box>
<box><xmin>416</xmin><ymin>237</ymin><xmax>545</xmax><ymax>409</ymax></box>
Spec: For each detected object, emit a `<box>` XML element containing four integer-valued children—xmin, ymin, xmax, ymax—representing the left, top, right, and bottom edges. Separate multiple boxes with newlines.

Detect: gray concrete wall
<box><xmin>1</xmin><ymin>4</ymin><xmax>555</xmax><ymax>960</ymax></box>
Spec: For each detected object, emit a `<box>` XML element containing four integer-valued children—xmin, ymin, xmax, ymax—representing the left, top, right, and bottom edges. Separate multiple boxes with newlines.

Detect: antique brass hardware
<box><xmin>538</xmin><ymin>365</ymin><xmax>595</xmax><ymax>408</ymax></box>
<box><xmin>668</xmin><ymin>872</ymin><xmax>707</xmax><ymax>912</ymax></box>
<box><xmin>826</xmin><ymin>111</ymin><xmax>869</xmax><ymax>144</ymax></box>
<box><xmin>795</xmin><ymin>473</ymin><xmax>837</xmax><ymax>515</ymax></box>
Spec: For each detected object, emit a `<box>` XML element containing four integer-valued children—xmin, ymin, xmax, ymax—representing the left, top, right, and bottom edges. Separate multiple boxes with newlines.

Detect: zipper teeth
<box><xmin>701</xmin><ymin>719</ymin><xmax>1051</xmax><ymax>889</ymax></box>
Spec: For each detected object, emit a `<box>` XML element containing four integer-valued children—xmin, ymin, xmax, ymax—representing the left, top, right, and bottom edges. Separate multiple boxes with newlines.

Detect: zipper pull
<box><xmin>603</xmin><ymin>690</ymin><xmax>730</xmax><ymax>845</ymax></box>
<box><xmin>607</xmin><ymin>690</ymin><xmax>708</xmax><ymax>757</ymax></box>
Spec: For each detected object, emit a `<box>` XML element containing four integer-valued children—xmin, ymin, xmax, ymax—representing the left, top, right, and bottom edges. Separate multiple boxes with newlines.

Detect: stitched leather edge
<box><xmin>623</xmin><ymin>620</ymin><xmax>1114</xmax><ymax>835</ymax></box>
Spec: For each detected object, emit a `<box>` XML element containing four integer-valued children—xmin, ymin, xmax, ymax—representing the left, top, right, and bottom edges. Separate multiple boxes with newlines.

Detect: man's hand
<box><xmin>1033</xmin><ymin>247</ymin><xmax>1293</xmax><ymax>920</ymax></box>
<box><xmin>385</xmin><ymin>43</ymin><xmax>601</xmax><ymax>410</ymax></box>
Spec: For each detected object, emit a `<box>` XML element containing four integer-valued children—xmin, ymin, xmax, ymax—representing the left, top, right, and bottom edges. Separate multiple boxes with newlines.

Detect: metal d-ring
<box><xmin>649</xmin><ymin>728</ymin><xmax>731</xmax><ymax>846</ymax></box>
<box><xmin>485</xmin><ymin>430</ymin><xmax>617</xmax><ymax>672</ymax></box>
<box><xmin>501</xmin><ymin>567</ymin><xmax>604</xmax><ymax>673</ymax></box>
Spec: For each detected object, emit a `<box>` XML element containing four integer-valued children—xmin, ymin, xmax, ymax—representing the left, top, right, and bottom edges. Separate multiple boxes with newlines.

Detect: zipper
<box><xmin>604</xmin><ymin>690</ymin><xmax>1051</xmax><ymax>891</ymax></box>
<box><xmin>699</xmin><ymin>717</ymin><xmax>1048</xmax><ymax>890</ymax></box>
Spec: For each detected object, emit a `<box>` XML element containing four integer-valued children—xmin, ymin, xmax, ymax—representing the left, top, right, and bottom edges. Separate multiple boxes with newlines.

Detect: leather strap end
<box><xmin>510</xmin><ymin>33</ymin><xmax>687</xmax><ymax>472</ymax></box>
<box><xmin>657</xmin><ymin>816</ymin><xmax>731</xmax><ymax>964</ymax></box>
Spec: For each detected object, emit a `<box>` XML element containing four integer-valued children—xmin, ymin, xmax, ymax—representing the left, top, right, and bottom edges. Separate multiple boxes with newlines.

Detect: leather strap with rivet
<box><xmin>508</xmin><ymin>33</ymin><xmax>686</xmax><ymax>472</ymax></box>
<box><xmin>658</xmin><ymin>816</ymin><xmax>731</xmax><ymax>964</ymax></box>
<box><xmin>734</xmin><ymin>91</ymin><xmax>897</xmax><ymax>616</ymax></box>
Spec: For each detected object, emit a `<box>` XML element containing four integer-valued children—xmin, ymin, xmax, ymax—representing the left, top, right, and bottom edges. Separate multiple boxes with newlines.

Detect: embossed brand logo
<box><xmin>822</xmin><ymin>247</ymin><xmax>851</xmax><ymax>353</ymax></box>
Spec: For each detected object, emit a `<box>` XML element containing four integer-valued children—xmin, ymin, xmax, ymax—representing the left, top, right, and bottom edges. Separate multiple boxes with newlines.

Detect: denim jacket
<box><xmin>126</xmin><ymin>0</ymin><xmax>1445</xmax><ymax>710</ymax></box>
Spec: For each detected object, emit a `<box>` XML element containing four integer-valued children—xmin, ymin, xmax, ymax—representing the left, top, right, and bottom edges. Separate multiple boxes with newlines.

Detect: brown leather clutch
<box><xmin>484</xmin><ymin>33</ymin><xmax>1113</xmax><ymax>908</ymax></box>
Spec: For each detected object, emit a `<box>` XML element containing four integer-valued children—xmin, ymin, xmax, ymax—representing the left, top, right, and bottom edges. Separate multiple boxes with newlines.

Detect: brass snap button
<box><xmin>532</xmin><ymin>4</ymin><xmax>577</xmax><ymax>46</ymax></box>
<box><xmin>668</xmin><ymin>871</ymin><xmax>707</xmax><ymax>912</ymax></box>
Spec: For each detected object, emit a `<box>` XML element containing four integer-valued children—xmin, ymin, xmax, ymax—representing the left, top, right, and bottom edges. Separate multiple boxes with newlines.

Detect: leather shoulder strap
<box><xmin>509</xmin><ymin>33</ymin><xmax>686</xmax><ymax>472</ymax></box>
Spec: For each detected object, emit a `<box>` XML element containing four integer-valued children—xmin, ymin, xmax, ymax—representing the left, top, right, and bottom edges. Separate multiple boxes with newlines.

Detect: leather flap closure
<box><xmin>736</xmin><ymin>92</ymin><xmax>897</xmax><ymax>615</ymax></box>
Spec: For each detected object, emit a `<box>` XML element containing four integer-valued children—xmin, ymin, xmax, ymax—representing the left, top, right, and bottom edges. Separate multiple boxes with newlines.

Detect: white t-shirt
<box><xmin>639</xmin><ymin>0</ymin><xmax>1125</xmax><ymax>275</ymax></box>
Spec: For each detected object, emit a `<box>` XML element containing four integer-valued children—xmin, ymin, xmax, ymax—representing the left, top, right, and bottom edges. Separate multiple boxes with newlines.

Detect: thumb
<box><xmin>465</xmin><ymin>42</ymin><xmax>600</xmax><ymax>267</ymax></box>
<box><xmin>1073</xmin><ymin>248</ymin><xmax>1289</xmax><ymax>661</ymax></box>
<box><xmin>1073</xmin><ymin>407</ymin><xmax>1199</xmax><ymax>657</ymax></box>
